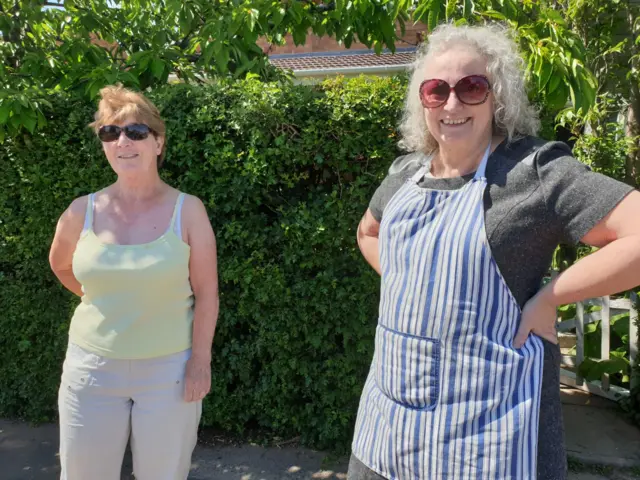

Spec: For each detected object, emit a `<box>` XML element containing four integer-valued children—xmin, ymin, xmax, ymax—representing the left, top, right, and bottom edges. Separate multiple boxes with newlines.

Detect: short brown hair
<box><xmin>89</xmin><ymin>84</ymin><xmax>167</xmax><ymax>166</ymax></box>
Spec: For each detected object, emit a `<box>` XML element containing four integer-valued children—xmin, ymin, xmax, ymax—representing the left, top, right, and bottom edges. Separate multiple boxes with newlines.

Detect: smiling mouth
<box><xmin>118</xmin><ymin>154</ymin><xmax>139</xmax><ymax>159</ymax></box>
<box><xmin>441</xmin><ymin>118</ymin><xmax>471</xmax><ymax>125</ymax></box>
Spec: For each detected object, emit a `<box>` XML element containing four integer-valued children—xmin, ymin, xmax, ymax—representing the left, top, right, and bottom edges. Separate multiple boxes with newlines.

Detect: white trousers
<box><xmin>58</xmin><ymin>342</ymin><xmax>202</xmax><ymax>480</ymax></box>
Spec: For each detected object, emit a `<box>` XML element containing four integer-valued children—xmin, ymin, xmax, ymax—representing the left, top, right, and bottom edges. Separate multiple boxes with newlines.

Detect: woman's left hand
<box><xmin>513</xmin><ymin>288</ymin><xmax>558</xmax><ymax>349</ymax></box>
<box><xmin>183</xmin><ymin>356</ymin><xmax>211</xmax><ymax>402</ymax></box>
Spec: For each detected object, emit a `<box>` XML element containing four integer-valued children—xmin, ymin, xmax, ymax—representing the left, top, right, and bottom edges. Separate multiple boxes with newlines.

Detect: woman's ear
<box><xmin>155</xmin><ymin>135</ymin><xmax>165</xmax><ymax>156</ymax></box>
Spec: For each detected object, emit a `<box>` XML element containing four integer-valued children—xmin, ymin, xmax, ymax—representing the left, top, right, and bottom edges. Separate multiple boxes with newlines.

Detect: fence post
<box><xmin>576</xmin><ymin>300</ymin><xmax>585</xmax><ymax>387</ymax></box>
<box><xmin>630</xmin><ymin>291</ymin><xmax>638</xmax><ymax>391</ymax></box>
<box><xmin>601</xmin><ymin>296</ymin><xmax>610</xmax><ymax>391</ymax></box>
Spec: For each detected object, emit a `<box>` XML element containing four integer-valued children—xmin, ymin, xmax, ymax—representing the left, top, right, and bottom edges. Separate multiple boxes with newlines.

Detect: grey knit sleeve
<box><xmin>368</xmin><ymin>153</ymin><xmax>427</xmax><ymax>222</ymax></box>
<box><xmin>368</xmin><ymin>171</ymin><xmax>415</xmax><ymax>222</ymax></box>
<box><xmin>535</xmin><ymin>141</ymin><xmax>635</xmax><ymax>245</ymax></box>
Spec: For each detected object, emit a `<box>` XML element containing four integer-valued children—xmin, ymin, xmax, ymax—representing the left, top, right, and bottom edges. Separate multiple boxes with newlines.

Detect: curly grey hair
<box><xmin>398</xmin><ymin>23</ymin><xmax>540</xmax><ymax>154</ymax></box>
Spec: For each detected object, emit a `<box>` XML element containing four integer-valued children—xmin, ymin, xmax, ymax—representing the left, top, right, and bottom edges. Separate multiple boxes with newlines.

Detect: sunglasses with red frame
<box><xmin>419</xmin><ymin>74</ymin><xmax>492</xmax><ymax>109</ymax></box>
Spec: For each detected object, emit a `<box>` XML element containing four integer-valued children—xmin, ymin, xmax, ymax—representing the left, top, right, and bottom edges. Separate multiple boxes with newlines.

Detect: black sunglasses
<box><xmin>98</xmin><ymin>123</ymin><xmax>154</xmax><ymax>142</ymax></box>
<box><xmin>419</xmin><ymin>74</ymin><xmax>492</xmax><ymax>109</ymax></box>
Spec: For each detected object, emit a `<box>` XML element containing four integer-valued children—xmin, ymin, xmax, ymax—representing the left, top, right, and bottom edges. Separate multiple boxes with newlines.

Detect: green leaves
<box><xmin>151</xmin><ymin>57</ymin><xmax>165</xmax><ymax>79</ymax></box>
<box><xmin>515</xmin><ymin>6</ymin><xmax>597</xmax><ymax>118</ymax></box>
<box><xmin>2</xmin><ymin>0</ymin><xmax>609</xmax><ymax>140</ymax></box>
<box><xmin>215</xmin><ymin>46</ymin><xmax>230</xmax><ymax>74</ymax></box>
<box><xmin>413</xmin><ymin>0</ymin><xmax>443</xmax><ymax>29</ymax></box>
<box><xmin>0</xmin><ymin>88</ymin><xmax>52</xmax><ymax>140</ymax></box>
<box><xmin>579</xmin><ymin>356</ymin><xmax>630</xmax><ymax>383</ymax></box>
<box><xmin>536</xmin><ymin>55</ymin><xmax>553</xmax><ymax>91</ymax></box>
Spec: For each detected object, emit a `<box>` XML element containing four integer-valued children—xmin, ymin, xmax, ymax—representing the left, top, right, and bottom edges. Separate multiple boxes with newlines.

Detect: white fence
<box><xmin>557</xmin><ymin>291</ymin><xmax>638</xmax><ymax>401</ymax></box>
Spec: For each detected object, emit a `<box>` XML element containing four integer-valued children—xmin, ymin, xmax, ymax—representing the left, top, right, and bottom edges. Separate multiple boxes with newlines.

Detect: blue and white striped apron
<box><xmin>352</xmin><ymin>143</ymin><xmax>544</xmax><ymax>479</ymax></box>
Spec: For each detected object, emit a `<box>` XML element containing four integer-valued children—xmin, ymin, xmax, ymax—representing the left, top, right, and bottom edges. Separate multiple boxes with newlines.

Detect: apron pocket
<box><xmin>374</xmin><ymin>324</ymin><xmax>441</xmax><ymax>410</ymax></box>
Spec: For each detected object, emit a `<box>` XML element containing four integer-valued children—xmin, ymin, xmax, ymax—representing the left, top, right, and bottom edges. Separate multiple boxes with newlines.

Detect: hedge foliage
<box><xmin>0</xmin><ymin>76</ymin><xmax>406</xmax><ymax>449</ymax></box>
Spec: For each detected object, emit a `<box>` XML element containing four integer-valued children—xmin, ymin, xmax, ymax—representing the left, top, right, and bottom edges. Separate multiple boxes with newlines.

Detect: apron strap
<box><xmin>412</xmin><ymin>141</ymin><xmax>492</xmax><ymax>183</ymax></box>
<box><xmin>411</xmin><ymin>164</ymin><xmax>430</xmax><ymax>184</ymax></box>
<box><xmin>473</xmin><ymin>141</ymin><xmax>493</xmax><ymax>180</ymax></box>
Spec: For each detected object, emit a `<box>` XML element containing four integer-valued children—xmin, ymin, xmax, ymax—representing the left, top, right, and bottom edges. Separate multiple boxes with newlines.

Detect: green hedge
<box><xmin>0</xmin><ymin>76</ymin><xmax>406</xmax><ymax>449</ymax></box>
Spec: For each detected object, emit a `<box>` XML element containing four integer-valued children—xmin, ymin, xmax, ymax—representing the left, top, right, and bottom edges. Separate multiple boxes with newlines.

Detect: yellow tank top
<box><xmin>69</xmin><ymin>192</ymin><xmax>194</xmax><ymax>359</ymax></box>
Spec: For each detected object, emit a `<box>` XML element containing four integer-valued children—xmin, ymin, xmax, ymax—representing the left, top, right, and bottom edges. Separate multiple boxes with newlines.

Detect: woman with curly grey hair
<box><xmin>349</xmin><ymin>23</ymin><xmax>640</xmax><ymax>480</ymax></box>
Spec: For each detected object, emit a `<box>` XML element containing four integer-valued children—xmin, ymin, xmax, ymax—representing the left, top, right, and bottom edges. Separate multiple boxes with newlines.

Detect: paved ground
<box><xmin>2</xmin><ymin>387</ymin><xmax>639</xmax><ymax>480</ymax></box>
<box><xmin>0</xmin><ymin>419</ymin><xmax>347</xmax><ymax>479</ymax></box>
<box><xmin>562</xmin><ymin>391</ymin><xmax>640</xmax><ymax>468</ymax></box>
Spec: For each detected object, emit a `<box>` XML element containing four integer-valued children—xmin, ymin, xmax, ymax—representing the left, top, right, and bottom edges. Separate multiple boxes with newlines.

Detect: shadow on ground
<box><xmin>0</xmin><ymin>419</ymin><xmax>348</xmax><ymax>480</ymax></box>
<box><xmin>3</xmin><ymin>389</ymin><xmax>640</xmax><ymax>480</ymax></box>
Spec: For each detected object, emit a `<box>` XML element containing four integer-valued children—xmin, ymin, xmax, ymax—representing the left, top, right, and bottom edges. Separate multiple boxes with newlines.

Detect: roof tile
<box><xmin>269</xmin><ymin>51</ymin><xmax>415</xmax><ymax>71</ymax></box>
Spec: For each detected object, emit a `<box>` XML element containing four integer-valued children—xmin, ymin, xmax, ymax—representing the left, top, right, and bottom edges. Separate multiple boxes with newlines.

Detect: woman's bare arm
<box><xmin>49</xmin><ymin>197</ymin><xmax>87</xmax><ymax>297</ymax></box>
<box><xmin>182</xmin><ymin>195</ymin><xmax>219</xmax><ymax>401</ymax></box>
<box><xmin>357</xmin><ymin>208</ymin><xmax>381</xmax><ymax>275</ymax></box>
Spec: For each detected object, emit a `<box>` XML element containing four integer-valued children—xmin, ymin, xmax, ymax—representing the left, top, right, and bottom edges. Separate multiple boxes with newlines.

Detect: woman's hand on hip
<box><xmin>183</xmin><ymin>355</ymin><xmax>211</xmax><ymax>402</ymax></box>
<box><xmin>513</xmin><ymin>288</ymin><xmax>558</xmax><ymax>349</ymax></box>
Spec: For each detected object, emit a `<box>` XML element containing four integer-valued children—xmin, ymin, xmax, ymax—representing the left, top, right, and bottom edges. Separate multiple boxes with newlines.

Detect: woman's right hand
<box><xmin>49</xmin><ymin>197</ymin><xmax>86</xmax><ymax>296</ymax></box>
<box><xmin>513</xmin><ymin>287</ymin><xmax>558</xmax><ymax>348</ymax></box>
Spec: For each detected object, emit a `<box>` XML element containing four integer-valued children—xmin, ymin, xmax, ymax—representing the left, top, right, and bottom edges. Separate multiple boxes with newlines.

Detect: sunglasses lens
<box><xmin>98</xmin><ymin>125</ymin><xmax>121</xmax><ymax>142</ymax></box>
<box><xmin>124</xmin><ymin>124</ymin><xmax>151</xmax><ymax>141</ymax></box>
<box><xmin>455</xmin><ymin>75</ymin><xmax>490</xmax><ymax>105</ymax></box>
<box><xmin>420</xmin><ymin>79</ymin><xmax>450</xmax><ymax>108</ymax></box>
<box><xmin>98</xmin><ymin>124</ymin><xmax>151</xmax><ymax>142</ymax></box>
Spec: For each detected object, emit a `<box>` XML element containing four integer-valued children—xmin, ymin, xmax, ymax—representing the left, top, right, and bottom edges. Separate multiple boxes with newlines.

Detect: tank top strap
<box><xmin>169</xmin><ymin>192</ymin><xmax>186</xmax><ymax>239</ymax></box>
<box><xmin>81</xmin><ymin>193</ymin><xmax>94</xmax><ymax>235</ymax></box>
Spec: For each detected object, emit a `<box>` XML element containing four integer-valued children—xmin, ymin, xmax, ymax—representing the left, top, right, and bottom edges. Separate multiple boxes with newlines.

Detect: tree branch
<box><xmin>298</xmin><ymin>0</ymin><xmax>336</xmax><ymax>13</ymax></box>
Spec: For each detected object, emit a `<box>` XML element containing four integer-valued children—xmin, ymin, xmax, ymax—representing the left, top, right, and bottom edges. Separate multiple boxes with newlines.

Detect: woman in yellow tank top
<box><xmin>48</xmin><ymin>85</ymin><xmax>219</xmax><ymax>480</ymax></box>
